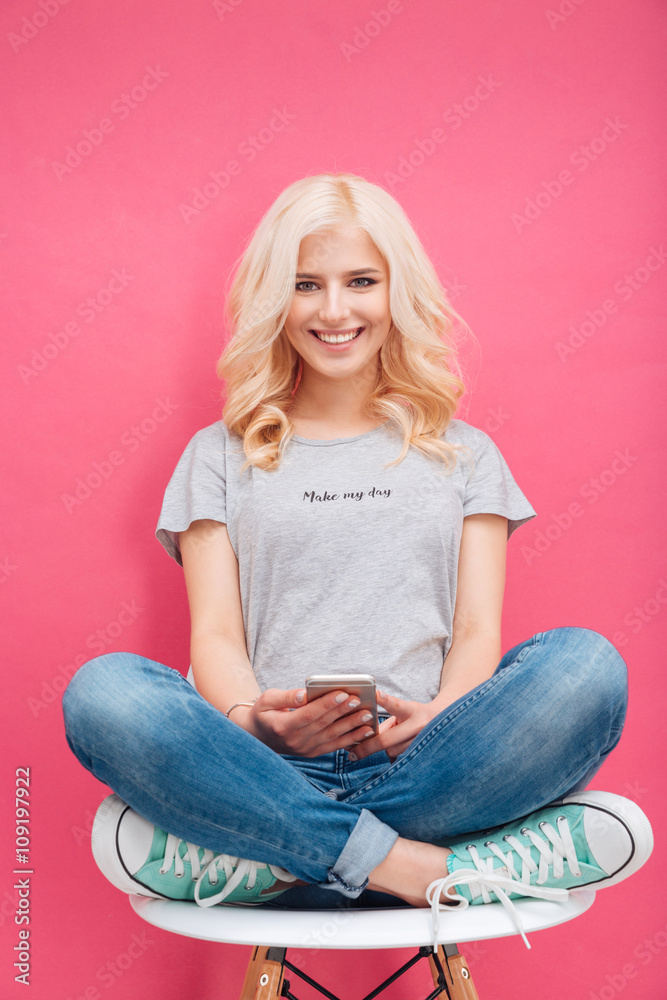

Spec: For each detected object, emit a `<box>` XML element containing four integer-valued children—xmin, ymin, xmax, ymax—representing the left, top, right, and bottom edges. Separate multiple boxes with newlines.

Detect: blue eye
<box><xmin>294</xmin><ymin>277</ymin><xmax>378</xmax><ymax>292</ymax></box>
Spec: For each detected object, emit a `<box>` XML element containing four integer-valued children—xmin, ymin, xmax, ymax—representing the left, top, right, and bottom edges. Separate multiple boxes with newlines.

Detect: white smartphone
<box><xmin>305</xmin><ymin>674</ymin><xmax>378</xmax><ymax>734</ymax></box>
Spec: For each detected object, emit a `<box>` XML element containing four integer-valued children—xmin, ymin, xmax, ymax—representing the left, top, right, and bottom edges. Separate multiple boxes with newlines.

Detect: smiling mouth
<box><xmin>310</xmin><ymin>327</ymin><xmax>364</xmax><ymax>344</ymax></box>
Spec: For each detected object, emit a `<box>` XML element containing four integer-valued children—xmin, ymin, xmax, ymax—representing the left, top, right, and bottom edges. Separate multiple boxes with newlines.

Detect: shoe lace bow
<box><xmin>158</xmin><ymin>834</ymin><xmax>296</xmax><ymax>907</ymax></box>
<box><xmin>425</xmin><ymin>815</ymin><xmax>582</xmax><ymax>950</ymax></box>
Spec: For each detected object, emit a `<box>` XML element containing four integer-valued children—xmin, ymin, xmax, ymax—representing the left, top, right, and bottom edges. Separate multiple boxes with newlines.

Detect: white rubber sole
<box><xmin>562</xmin><ymin>790</ymin><xmax>654</xmax><ymax>889</ymax></box>
<box><xmin>91</xmin><ymin>793</ymin><xmax>163</xmax><ymax>898</ymax></box>
<box><xmin>91</xmin><ymin>795</ymin><xmax>292</xmax><ymax>907</ymax></box>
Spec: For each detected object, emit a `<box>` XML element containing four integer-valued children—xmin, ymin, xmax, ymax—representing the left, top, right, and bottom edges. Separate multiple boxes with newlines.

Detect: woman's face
<box><xmin>283</xmin><ymin>225</ymin><xmax>392</xmax><ymax>385</ymax></box>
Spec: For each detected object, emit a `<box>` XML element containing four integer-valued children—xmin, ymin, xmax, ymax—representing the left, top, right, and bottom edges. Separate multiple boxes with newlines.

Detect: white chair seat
<box><xmin>130</xmin><ymin>890</ymin><xmax>595</xmax><ymax>950</ymax></box>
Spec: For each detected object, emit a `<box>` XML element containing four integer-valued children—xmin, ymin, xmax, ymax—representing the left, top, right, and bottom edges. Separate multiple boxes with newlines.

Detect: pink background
<box><xmin>2</xmin><ymin>1</ymin><xmax>666</xmax><ymax>997</ymax></box>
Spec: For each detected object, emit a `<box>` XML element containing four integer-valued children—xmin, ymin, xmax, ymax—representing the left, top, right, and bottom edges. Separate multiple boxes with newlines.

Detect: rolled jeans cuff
<box><xmin>322</xmin><ymin>808</ymin><xmax>398</xmax><ymax>898</ymax></box>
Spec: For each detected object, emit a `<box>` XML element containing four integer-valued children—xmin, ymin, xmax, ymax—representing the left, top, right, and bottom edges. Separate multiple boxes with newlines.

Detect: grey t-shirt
<box><xmin>156</xmin><ymin>418</ymin><xmax>536</xmax><ymax>703</ymax></box>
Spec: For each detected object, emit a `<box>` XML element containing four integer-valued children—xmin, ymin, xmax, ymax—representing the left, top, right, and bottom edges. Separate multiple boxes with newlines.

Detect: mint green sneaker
<box><xmin>91</xmin><ymin>794</ymin><xmax>298</xmax><ymax>906</ymax></box>
<box><xmin>426</xmin><ymin>791</ymin><xmax>653</xmax><ymax>948</ymax></box>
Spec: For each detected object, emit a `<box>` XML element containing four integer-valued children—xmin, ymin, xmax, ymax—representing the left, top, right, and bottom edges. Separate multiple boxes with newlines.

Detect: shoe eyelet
<box><xmin>465</xmin><ymin>844</ymin><xmax>475</xmax><ymax>851</ymax></box>
<box><xmin>174</xmin><ymin>872</ymin><xmax>185</xmax><ymax>879</ymax></box>
<box><xmin>557</xmin><ymin>815</ymin><xmax>566</xmax><ymax>822</ymax></box>
<box><xmin>484</xmin><ymin>841</ymin><xmax>493</xmax><ymax>847</ymax></box>
<box><xmin>538</xmin><ymin>822</ymin><xmax>547</xmax><ymax>830</ymax></box>
<box><xmin>520</xmin><ymin>828</ymin><xmax>529</xmax><ymax>836</ymax></box>
<box><xmin>159</xmin><ymin>868</ymin><xmax>168</xmax><ymax>875</ymax></box>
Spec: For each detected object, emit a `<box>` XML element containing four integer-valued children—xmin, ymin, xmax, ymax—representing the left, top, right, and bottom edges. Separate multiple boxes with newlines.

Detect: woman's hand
<box><xmin>232</xmin><ymin>687</ymin><xmax>378</xmax><ymax>757</ymax></box>
<box><xmin>349</xmin><ymin>690</ymin><xmax>441</xmax><ymax>762</ymax></box>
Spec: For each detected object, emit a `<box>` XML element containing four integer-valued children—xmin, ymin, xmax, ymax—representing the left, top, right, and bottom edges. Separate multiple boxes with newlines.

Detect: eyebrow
<box><xmin>295</xmin><ymin>267</ymin><xmax>382</xmax><ymax>279</ymax></box>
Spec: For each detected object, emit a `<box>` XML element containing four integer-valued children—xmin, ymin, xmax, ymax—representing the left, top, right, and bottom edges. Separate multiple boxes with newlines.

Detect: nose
<box><xmin>318</xmin><ymin>286</ymin><xmax>351</xmax><ymax>326</ymax></box>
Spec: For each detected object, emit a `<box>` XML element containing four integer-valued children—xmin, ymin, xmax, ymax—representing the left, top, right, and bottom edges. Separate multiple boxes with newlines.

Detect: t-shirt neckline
<box><xmin>291</xmin><ymin>420</ymin><xmax>391</xmax><ymax>446</ymax></box>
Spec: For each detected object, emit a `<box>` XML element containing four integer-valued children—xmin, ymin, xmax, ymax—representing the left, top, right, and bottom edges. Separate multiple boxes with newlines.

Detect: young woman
<box><xmin>62</xmin><ymin>173</ymin><xmax>652</xmax><ymax>947</ymax></box>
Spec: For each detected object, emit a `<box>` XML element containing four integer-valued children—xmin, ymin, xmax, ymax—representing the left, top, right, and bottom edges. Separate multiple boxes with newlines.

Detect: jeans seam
<box><xmin>341</xmin><ymin>672</ymin><xmax>504</xmax><ymax>803</ymax></box>
<box><xmin>326</xmin><ymin>869</ymin><xmax>369</xmax><ymax>893</ymax></box>
<box><xmin>342</xmin><ymin>635</ymin><xmax>548</xmax><ymax>804</ymax></box>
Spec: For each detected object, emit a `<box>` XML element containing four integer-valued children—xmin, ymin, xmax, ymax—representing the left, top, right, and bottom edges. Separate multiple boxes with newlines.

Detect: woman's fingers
<box><xmin>254</xmin><ymin>687</ymin><xmax>378</xmax><ymax>755</ymax></box>
<box><xmin>255</xmin><ymin>687</ymin><xmax>306</xmax><ymax>711</ymax></box>
<box><xmin>354</xmin><ymin>698</ymin><xmax>438</xmax><ymax>760</ymax></box>
<box><xmin>349</xmin><ymin>716</ymin><xmax>399</xmax><ymax>759</ymax></box>
<box><xmin>302</xmin><ymin>721</ymin><xmax>379</xmax><ymax>758</ymax></box>
<box><xmin>254</xmin><ymin>688</ymin><xmax>437</xmax><ymax>759</ymax></box>
<box><xmin>376</xmin><ymin>689</ymin><xmax>411</xmax><ymax>720</ymax></box>
<box><xmin>284</xmin><ymin>718</ymin><xmax>377</xmax><ymax>758</ymax></box>
<box><xmin>384</xmin><ymin>739</ymin><xmax>413</xmax><ymax>761</ymax></box>
<box><xmin>351</xmin><ymin>712</ymin><xmax>430</xmax><ymax>760</ymax></box>
<box><xmin>300</xmin><ymin>689</ymin><xmax>383</xmax><ymax>740</ymax></box>
<box><xmin>258</xmin><ymin>687</ymin><xmax>354</xmax><ymax>722</ymax></box>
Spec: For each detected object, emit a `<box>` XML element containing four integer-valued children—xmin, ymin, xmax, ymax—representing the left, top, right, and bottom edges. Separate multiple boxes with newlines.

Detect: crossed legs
<box><xmin>62</xmin><ymin>627</ymin><xmax>628</xmax><ymax>902</ymax></box>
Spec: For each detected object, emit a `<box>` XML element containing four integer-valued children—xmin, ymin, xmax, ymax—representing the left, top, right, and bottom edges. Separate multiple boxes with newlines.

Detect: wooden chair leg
<box><xmin>239</xmin><ymin>945</ymin><xmax>286</xmax><ymax>1000</ymax></box>
<box><xmin>429</xmin><ymin>944</ymin><xmax>480</xmax><ymax>1000</ymax></box>
<box><xmin>240</xmin><ymin>946</ymin><xmax>269</xmax><ymax>999</ymax></box>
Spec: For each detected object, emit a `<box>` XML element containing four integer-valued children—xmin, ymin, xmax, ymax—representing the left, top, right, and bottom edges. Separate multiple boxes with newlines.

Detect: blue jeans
<box><xmin>61</xmin><ymin>627</ymin><xmax>627</xmax><ymax>906</ymax></box>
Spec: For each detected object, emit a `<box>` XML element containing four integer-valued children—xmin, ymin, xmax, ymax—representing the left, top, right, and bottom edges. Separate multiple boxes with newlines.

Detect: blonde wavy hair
<box><xmin>216</xmin><ymin>172</ymin><xmax>469</xmax><ymax>472</ymax></box>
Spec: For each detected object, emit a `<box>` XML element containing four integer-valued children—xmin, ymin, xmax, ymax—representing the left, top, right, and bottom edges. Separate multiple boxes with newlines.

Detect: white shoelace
<box><xmin>158</xmin><ymin>834</ymin><xmax>297</xmax><ymax>907</ymax></box>
<box><xmin>426</xmin><ymin>816</ymin><xmax>582</xmax><ymax>951</ymax></box>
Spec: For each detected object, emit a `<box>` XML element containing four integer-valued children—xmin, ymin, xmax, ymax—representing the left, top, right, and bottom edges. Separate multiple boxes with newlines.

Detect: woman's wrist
<box><xmin>430</xmin><ymin>688</ymin><xmax>461</xmax><ymax>717</ymax></box>
<box><xmin>225</xmin><ymin>700</ymin><xmax>257</xmax><ymax>719</ymax></box>
<box><xmin>225</xmin><ymin>703</ymin><xmax>258</xmax><ymax>735</ymax></box>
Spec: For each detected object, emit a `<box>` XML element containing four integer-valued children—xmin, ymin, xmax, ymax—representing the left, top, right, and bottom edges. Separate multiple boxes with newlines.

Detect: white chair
<box><xmin>130</xmin><ymin>889</ymin><xmax>595</xmax><ymax>999</ymax></box>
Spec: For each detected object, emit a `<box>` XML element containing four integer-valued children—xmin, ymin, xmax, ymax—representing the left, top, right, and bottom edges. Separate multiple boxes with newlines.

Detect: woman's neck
<box><xmin>289</xmin><ymin>413</ymin><xmax>383</xmax><ymax>440</ymax></box>
<box><xmin>288</xmin><ymin>370</ymin><xmax>380</xmax><ymax>440</ymax></box>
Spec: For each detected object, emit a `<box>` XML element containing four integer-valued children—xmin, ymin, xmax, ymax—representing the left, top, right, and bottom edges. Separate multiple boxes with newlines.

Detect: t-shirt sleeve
<box><xmin>456</xmin><ymin>424</ymin><xmax>536</xmax><ymax>539</ymax></box>
<box><xmin>155</xmin><ymin>423</ymin><xmax>229</xmax><ymax>566</ymax></box>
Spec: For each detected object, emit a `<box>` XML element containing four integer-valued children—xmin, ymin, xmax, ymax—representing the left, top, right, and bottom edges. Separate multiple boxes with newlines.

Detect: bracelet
<box><xmin>225</xmin><ymin>700</ymin><xmax>257</xmax><ymax>719</ymax></box>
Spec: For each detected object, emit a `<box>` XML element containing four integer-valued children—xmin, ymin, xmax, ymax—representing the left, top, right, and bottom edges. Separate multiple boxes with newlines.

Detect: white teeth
<box><xmin>313</xmin><ymin>328</ymin><xmax>362</xmax><ymax>344</ymax></box>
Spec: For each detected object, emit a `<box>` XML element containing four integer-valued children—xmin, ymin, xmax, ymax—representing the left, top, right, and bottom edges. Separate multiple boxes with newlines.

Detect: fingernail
<box><xmin>362</xmin><ymin>730</ymin><xmax>374</xmax><ymax>739</ymax></box>
<box><xmin>347</xmin><ymin>752</ymin><xmax>358</xmax><ymax>762</ymax></box>
<box><xmin>296</xmin><ymin>689</ymin><xmax>305</xmax><ymax>703</ymax></box>
<box><xmin>361</xmin><ymin>713</ymin><xmax>373</xmax><ymax>722</ymax></box>
<box><xmin>348</xmin><ymin>698</ymin><xmax>360</xmax><ymax>708</ymax></box>
<box><xmin>334</xmin><ymin>693</ymin><xmax>347</xmax><ymax>704</ymax></box>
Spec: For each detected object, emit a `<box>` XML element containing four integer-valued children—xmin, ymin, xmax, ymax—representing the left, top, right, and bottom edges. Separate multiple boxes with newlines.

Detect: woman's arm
<box><xmin>351</xmin><ymin>512</ymin><xmax>508</xmax><ymax>760</ymax></box>
<box><xmin>179</xmin><ymin>518</ymin><xmax>375</xmax><ymax>755</ymax></box>
<box><xmin>180</xmin><ymin>518</ymin><xmax>261</xmax><ymax>713</ymax></box>
<box><xmin>433</xmin><ymin>511</ymin><xmax>507</xmax><ymax>708</ymax></box>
